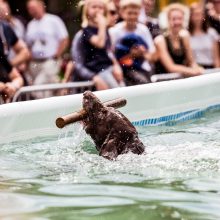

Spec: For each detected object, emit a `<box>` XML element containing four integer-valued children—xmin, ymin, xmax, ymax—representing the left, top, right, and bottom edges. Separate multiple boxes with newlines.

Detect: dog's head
<box><xmin>83</xmin><ymin>91</ymin><xmax>103</xmax><ymax>113</ymax></box>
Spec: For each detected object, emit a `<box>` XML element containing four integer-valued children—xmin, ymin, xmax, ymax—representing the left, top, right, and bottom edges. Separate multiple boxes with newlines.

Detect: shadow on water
<box><xmin>1</xmin><ymin>112</ymin><xmax>220</xmax><ymax>219</ymax></box>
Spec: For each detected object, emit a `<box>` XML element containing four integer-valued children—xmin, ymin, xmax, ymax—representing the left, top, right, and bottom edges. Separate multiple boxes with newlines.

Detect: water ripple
<box><xmin>1</xmin><ymin>112</ymin><xmax>220</xmax><ymax>219</ymax></box>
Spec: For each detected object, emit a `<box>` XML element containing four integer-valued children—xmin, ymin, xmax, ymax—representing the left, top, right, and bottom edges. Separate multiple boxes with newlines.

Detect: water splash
<box><xmin>1</xmin><ymin>113</ymin><xmax>220</xmax><ymax>219</ymax></box>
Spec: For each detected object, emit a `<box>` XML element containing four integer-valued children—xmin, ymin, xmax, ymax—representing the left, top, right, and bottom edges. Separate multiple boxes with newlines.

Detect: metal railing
<box><xmin>204</xmin><ymin>68</ymin><xmax>220</xmax><ymax>74</ymax></box>
<box><xmin>150</xmin><ymin>73</ymin><xmax>182</xmax><ymax>82</ymax></box>
<box><xmin>0</xmin><ymin>68</ymin><xmax>219</xmax><ymax>104</ymax></box>
<box><xmin>12</xmin><ymin>81</ymin><xmax>94</xmax><ymax>102</ymax></box>
<box><xmin>150</xmin><ymin>68</ymin><xmax>220</xmax><ymax>83</ymax></box>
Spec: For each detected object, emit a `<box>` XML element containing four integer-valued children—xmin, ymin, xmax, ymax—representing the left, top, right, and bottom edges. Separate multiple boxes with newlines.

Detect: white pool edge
<box><xmin>1</xmin><ymin>72</ymin><xmax>220</xmax><ymax>144</ymax></box>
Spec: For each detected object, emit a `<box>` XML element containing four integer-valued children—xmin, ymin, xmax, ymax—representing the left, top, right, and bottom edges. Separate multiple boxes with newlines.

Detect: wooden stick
<box><xmin>56</xmin><ymin>97</ymin><xmax>127</xmax><ymax>129</ymax></box>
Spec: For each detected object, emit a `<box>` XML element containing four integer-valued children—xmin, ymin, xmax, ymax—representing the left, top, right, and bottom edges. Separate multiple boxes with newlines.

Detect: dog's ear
<box><xmin>83</xmin><ymin>91</ymin><xmax>104</xmax><ymax>111</ymax></box>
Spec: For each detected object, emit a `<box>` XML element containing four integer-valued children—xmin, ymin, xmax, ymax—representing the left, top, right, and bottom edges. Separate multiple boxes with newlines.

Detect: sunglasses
<box><xmin>108</xmin><ymin>10</ymin><xmax>117</xmax><ymax>15</ymax></box>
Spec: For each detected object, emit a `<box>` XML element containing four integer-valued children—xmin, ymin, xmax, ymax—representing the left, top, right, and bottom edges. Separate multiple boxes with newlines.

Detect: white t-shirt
<box><xmin>109</xmin><ymin>22</ymin><xmax>155</xmax><ymax>71</ymax></box>
<box><xmin>26</xmin><ymin>13</ymin><xmax>68</xmax><ymax>59</ymax></box>
<box><xmin>109</xmin><ymin>21</ymin><xmax>155</xmax><ymax>53</ymax></box>
<box><xmin>190</xmin><ymin>28</ymin><xmax>219</xmax><ymax>66</ymax></box>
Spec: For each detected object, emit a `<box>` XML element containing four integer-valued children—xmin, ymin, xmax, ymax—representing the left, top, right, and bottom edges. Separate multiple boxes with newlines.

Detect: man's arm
<box><xmin>53</xmin><ymin>16</ymin><xmax>69</xmax><ymax>58</ymax></box>
<box><xmin>54</xmin><ymin>37</ymin><xmax>69</xmax><ymax>59</ymax></box>
<box><xmin>10</xmin><ymin>39</ymin><xmax>30</xmax><ymax>66</ymax></box>
<box><xmin>7</xmin><ymin>67</ymin><xmax>24</xmax><ymax>90</ymax></box>
<box><xmin>3</xmin><ymin>67</ymin><xmax>23</xmax><ymax>102</ymax></box>
<box><xmin>2</xmin><ymin>22</ymin><xmax>30</xmax><ymax>66</ymax></box>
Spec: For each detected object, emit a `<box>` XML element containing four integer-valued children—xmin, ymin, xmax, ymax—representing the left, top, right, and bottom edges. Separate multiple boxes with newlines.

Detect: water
<box><xmin>1</xmin><ymin>112</ymin><xmax>220</xmax><ymax>220</ymax></box>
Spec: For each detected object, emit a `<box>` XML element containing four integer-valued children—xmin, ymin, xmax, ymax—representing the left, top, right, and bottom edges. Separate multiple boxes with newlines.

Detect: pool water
<box><xmin>1</xmin><ymin>111</ymin><xmax>220</xmax><ymax>220</ymax></box>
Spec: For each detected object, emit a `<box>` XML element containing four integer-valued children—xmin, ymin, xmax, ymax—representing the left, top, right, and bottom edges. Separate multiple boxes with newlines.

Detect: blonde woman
<box><xmin>154</xmin><ymin>3</ymin><xmax>204</xmax><ymax>77</ymax></box>
<box><xmin>81</xmin><ymin>0</ymin><xmax>124</xmax><ymax>89</ymax></box>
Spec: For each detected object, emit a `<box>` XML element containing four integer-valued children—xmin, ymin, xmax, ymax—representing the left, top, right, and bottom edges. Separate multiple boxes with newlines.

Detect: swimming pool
<box><xmin>1</xmin><ymin>73</ymin><xmax>220</xmax><ymax>219</ymax></box>
<box><xmin>1</xmin><ymin>110</ymin><xmax>220</xmax><ymax>220</ymax></box>
<box><xmin>1</xmin><ymin>72</ymin><xmax>220</xmax><ymax>144</ymax></box>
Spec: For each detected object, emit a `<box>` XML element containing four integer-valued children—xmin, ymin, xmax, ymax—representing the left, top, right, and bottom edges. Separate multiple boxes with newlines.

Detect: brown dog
<box><xmin>82</xmin><ymin>91</ymin><xmax>145</xmax><ymax>160</ymax></box>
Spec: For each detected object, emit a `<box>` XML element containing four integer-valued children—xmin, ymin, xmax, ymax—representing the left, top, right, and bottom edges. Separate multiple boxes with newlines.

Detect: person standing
<box><xmin>25</xmin><ymin>0</ymin><xmax>69</xmax><ymax>91</ymax></box>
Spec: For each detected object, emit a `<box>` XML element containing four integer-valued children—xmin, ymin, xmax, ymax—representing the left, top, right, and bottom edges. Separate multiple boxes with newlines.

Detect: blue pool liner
<box><xmin>132</xmin><ymin>104</ymin><xmax>220</xmax><ymax>126</ymax></box>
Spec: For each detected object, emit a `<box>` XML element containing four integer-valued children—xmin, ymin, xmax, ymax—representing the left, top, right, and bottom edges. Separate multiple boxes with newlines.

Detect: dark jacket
<box><xmin>71</xmin><ymin>31</ymin><xmax>95</xmax><ymax>81</ymax></box>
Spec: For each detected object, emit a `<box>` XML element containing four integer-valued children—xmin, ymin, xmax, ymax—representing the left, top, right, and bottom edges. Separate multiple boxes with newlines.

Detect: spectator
<box><xmin>0</xmin><ymin>1</ymin><xmax>25</xmax><ymax>39</ymax></box>
<box><xmin>0</xmin><ymin>18</ymin><xmax>29</xmax><ymax>68</ymax></box>
<box><xmin>109</xmin><ymin>0</ymin><xmax>156</xmax><ymax>85</ymax></box>
<box><xmin>25</xmin><ymin>0</ymin><xmax>69</xmax><ymax>91</ymax></box>
<box><xmin>70</xmin><ymin>31</ymin><xmax>97</xmax><ymax>82</ymax></box>
<box><xmin>206</xmin><ymin>0</ymin><xmax>220</xmax><ymax>34</ymax></box>
<box><xmin>0</xmin><ymin>1</ymin><xmax>29</xmax><ymax>84</ymax></box>
<box><xmin>63</xmin><ymin>30</ymin><xmax>110</xmax><ymax>91</ymax></box>
<box><xmin>107</xmin><ymin>0</ymin><xmax>119</xmax><ymax>27</ymax></box>
<box><xmin>141</xmin><ymin>0</ymin><xmax>160</xmax><ymax>39</ymax></box>
<box><xmin>0</xmin><ymin>18</ymin><xmax>30</xmax><ymax>84</ymax></box>
<box><xmin>115</xmin><ymin>33</ymin><xmax>152</xmax><ymax>85</ymax></box>
<box><xmin>62</xmin><ymin>0</ymin><xmax>124</xmax><ymax>91</ymax></box>
<box><xmin>189</xmin><ymin>3</ymin><xmax>220</xmax><ymax>69</ymax></box>
<box><xmin>154</xmin><ymin>3</ymin><xmax>204</xmax><ymax>77</ymax></box>
<box><xmin>80</xmin><ymin>0</ymin><xmax>124</xmax><ymax>89</ymax></box>
<box><xmin>112</xmin><ymin>0</ymin><xmax>123</xmax><ymax>22</ymax></box>
<box><xmin>0</xmin><ymin>50</ymin><xmax>23</xmax><ymax>103</ymax></box>
<box><xmin>112</xmin><ymin>0</ymin><xmax>120</xmax><ymax>11</ymax></box>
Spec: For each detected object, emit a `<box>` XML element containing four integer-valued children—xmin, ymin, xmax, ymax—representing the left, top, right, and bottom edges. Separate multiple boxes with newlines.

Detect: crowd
<box><xmin>0</xmin><ymin>0</ymin><xmax>220</xmax><ymax>103</ymax></box>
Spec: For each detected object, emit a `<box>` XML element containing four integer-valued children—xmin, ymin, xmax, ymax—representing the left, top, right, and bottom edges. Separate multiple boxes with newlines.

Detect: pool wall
<box><xmin>1</xmin><ymin>72</ymin><xmax>220</xmax><ymax>144</ymax></box>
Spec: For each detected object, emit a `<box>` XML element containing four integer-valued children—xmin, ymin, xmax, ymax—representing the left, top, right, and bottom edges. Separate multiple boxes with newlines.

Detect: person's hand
<box><xmin>0</xmin><ymin>82</ymin><xmax>6</xmax><ymax>92</ymax></box>
<box><xmin>130</xmin><ymin>45</ymin><xmax>147</xmax><ymax>58</ymax></box>
<box><xmin>95</xmin><ymin>13</ymin><xmax>107</xmax><ymax>28</ymax></box>
<box><xmin>3</xmin><ymin>82</ymin><xmax>17</xmax><ymax>100</ymax></box>
<box><xmin>197</xmin><ymin>66</ymin><xmax>205</xmax><ymax>74</ymax></box>
<box><xmin>93</xmin><ymin>75</ymin><xmax>109</xmax><ymax>90</ymax></box>
<box><xmin>112</xmin><ymin>64</ymin><xmax>124</xmax><ymax>83</ymax></box>
<box><xmin>189</xmin><ymin>66</ymin><xmax>204</xmax><ymax>76</ymax></box>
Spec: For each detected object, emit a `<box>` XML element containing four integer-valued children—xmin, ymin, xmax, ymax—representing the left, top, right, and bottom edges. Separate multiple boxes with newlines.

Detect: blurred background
<box><xmin>8</xmin><ymin>0</ymin><xmax>201</xmax><ymax>38</ymax></box>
